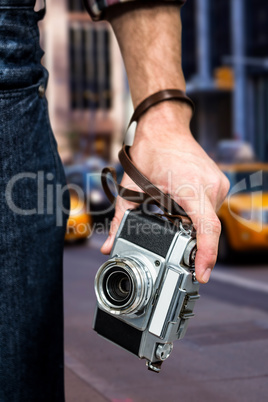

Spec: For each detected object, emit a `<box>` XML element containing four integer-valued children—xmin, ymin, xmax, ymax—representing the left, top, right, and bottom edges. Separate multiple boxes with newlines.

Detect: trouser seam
<box><xmin>0</xmin><ymin>83</ymin><xmax>40</xmax><ymax>98</ymax></box>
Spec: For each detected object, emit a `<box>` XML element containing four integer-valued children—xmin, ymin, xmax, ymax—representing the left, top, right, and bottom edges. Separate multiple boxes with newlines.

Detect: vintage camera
<box><xmin>93</xmin><ymin>210</ymin><xmax>200</xmax><ymax>372</ymax></box>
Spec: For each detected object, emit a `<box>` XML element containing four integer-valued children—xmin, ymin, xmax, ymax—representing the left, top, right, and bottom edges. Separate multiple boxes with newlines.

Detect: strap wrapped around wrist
<box><xmin>128</xmin><ymin>89</ymin><xmax>195</xmax><ymax>128</ymax></box>
<box><xmin>101</xmin><ymin>89</ymin><xmax>194</xmax><ymax>224</ymax></box>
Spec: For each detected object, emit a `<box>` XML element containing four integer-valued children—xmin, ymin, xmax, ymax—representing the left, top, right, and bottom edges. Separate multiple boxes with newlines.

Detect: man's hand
<box><xmin>101</xmin><ymin>101</ymin><xmax>230</xmax><ymax>283</ymax></box>
<box><xmin>101</xmin><ymin>4</ymin><xmax>230</xmax><ymax>283</ymax></box>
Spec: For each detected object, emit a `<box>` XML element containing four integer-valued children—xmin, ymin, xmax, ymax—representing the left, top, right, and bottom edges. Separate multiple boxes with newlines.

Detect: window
<box><xmin>181</xmin><ymin>0</ymin><xmax>197</xmax><ymax>80</ymax></box>
<box><xmin>210</xmin><ymin>0</ymin><xmax>231</xmax><ymax>69</ymax></box>
<box><xmin>246</xmin><ymin>0</ymin><xmax>268</xmax><ymax>58</ymax></box>
<box><xmin>69</xmin><ymin>24</ymin><xmax>112</xmax><ymax>110</ymax></box>
<box><xmin>68</xmin><ymin>0</ymin><xmax>85</xmax><ymax>12</ymax></box>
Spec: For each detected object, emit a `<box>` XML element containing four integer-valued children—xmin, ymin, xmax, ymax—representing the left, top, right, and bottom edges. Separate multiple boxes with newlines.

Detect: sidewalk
<box><xmin>65</xmin><ymin>367</ymin><xmax>109</xmax><ymax>402</ymax></box>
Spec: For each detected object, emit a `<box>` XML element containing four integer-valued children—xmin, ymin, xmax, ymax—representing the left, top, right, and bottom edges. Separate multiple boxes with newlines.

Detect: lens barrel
<box><xmin>95</xmin><ymin>257</ymin><xmax>153</xmax><ymax>316</ymax></box>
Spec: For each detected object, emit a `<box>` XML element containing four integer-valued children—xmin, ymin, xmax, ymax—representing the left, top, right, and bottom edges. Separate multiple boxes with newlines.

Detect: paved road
<box><xmin>64</xmin><ymin>234</ymin><xmax>268</xmax><ymax>402</ymax></box>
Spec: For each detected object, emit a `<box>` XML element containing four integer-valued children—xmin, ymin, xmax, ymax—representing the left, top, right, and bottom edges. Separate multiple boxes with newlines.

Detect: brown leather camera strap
<box><xmin>101</xmin><ymin>89</ymin><xmax>194</xmax><ymax>223</ymax></box>
<box><xmin>128</xmin><ymin>89</ymin><xmax>195</xmax><ymax>129</ymax></box>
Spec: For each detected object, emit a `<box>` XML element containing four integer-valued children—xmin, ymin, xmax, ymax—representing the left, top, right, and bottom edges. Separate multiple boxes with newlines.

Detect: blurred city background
<box><xmin>37</xmin><ymin>1</ymin><xmax>268</xmax><ymax>401</ymax></box>
<box><xmin>40</xmin><ymin>0</ymin><xmax>268</xmax><ymax>164</ymax></box>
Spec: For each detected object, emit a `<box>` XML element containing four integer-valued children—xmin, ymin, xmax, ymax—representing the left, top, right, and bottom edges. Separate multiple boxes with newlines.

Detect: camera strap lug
<box><xmin>146</xmin><ymin>360</ymin><xmax>163</xmax><ymax>373</ymax></box>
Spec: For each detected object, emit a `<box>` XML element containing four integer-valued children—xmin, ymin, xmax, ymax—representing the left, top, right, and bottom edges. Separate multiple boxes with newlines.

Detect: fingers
<box><xmin>191</xmin><ymin>177</ymin><xmax>228</xmax><ymax>283</ymax></box>
<box><xmin>100</xmin><ymin>210</ymin><xmax>121</xmax><ymax>255</ymax></box>
<box><xmin>175</xmin><ymin>175</ymin><xmax>227</xmax><ymax>284</ymax></box>
<box><xmin>100</xmin><ymin>197</ymin><xmax>131</xmax><ymax>255</ymax></box>
<box><xmin>194</xmin><ymin>219</ymin><xmax>221</xmax><ymax>283</ymax></box>
<box><xmin>101</xmin><ymin>173</ymin><xmax>140</xmax><ymax>255</ymax></box>
<box><xmin>216</xmin><ymin>173</ymin><xmax>230</xmax><ymax>211</ymax></box>
<box><xmin>188</xmin><ymin>204</ymin><xmax>221</xmax><ymax>284</ymax></box>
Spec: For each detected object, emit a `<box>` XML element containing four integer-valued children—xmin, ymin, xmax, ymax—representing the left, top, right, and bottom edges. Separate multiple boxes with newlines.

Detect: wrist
<box><xmin>131</xmin><ymin>76</ymin><xmax>186</xmax><ymax>109</ymax></box>
<box><xmin>134</xmin><ymin>100</ymin><xmax>193</xmax><ymax>143</ymax></box>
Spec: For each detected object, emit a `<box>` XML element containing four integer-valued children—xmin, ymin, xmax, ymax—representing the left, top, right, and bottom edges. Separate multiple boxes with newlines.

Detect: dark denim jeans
<box><xmin>0</xmin><ymin>1</ymin><xmax>69</xmax><ymax>401</ymax></box>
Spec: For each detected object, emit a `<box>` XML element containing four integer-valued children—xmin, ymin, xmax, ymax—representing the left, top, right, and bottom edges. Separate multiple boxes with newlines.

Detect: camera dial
<box><xmin>155</xmin><ymin>343</ymin><xmax>173</xmax><ymax>361</ymax></box>
<box><xmin>183</xmin><ymin>239</ymin><xmax>197</xmax><ymax>267</ymax></box>
<box><xmin>95</xmin><ymin>257</ymin><xmax>153</xmax><ymax>316</ymax></box>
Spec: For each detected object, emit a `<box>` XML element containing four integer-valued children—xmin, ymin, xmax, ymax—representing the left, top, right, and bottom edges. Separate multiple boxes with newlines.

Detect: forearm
<box><xmin>107</xmin><ymin>4</ymin><xmax>186</xmax><ymax>108</ymax></box>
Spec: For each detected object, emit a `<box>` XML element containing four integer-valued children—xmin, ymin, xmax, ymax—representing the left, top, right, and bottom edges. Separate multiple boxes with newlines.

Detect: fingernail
<box><xmin>202</xmin><ymin>268</ymin><xmax>212</xmax><ymax>283</ymax></box>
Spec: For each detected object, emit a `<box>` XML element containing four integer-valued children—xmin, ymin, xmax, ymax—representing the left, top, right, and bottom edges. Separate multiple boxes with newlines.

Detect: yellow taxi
<box><xmin>218</xmin><ymin>163</ymin><xmax>268</xmax><ymax>260</ymax></box>
<box><xmin>65</xmin><ymin>190</ymin><xmax>93</xmax><ymax>242</ymax></box>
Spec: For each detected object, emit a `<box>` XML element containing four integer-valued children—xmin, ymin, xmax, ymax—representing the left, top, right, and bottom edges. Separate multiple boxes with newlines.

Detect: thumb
<box><xmin>100</xmin><ymin>206</ymin><xmax>122</xmax><ymax>255</ymax></box>
<box><xmin>101</xmin><ymin>173</ymin><xmax>141</xmax><ymax>255</ymax></box>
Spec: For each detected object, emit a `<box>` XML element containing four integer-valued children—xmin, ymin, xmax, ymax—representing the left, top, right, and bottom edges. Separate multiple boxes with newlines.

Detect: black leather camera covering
<box><xmin>94</xmin><ymin>308</ymin><xmax>142</xmax><ymax>356</ymax></box>
<box><xmin>118</xmin><ymin>211</ymin><xmax>177</xmax><ymax>258</ymax></box>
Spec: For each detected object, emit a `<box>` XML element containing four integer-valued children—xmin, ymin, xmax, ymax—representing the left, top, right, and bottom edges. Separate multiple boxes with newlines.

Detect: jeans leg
<box><xmin>0</xmin><ymin>4</ymin><xmax>69</xmax><ymax>402</ymax></box>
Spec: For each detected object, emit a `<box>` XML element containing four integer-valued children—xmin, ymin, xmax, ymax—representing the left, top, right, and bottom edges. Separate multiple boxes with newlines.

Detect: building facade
<box><xmin>39</xmin><ymin>0</ymin><xmax>127</xmax><ymax>164</ymax></box>
<box><xmin>182</xmin><ymin>0</ymin><xmax>268</xmax><ymax>161</ymax></box>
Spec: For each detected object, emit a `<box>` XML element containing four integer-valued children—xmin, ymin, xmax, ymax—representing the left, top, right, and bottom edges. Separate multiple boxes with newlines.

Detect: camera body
<box><xmin>93</xmin><ymin>210</ymin><xmax>200</xmax><ymax>372</ymax></box>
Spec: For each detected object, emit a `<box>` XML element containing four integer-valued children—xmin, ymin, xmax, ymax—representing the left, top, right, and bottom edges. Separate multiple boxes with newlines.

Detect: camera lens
<box><xmin>95</xmin><ymin>257</ymin><xmax>153</xmax><ymax>315</ymax></box>
<box><xmin>104</xmin><ymin>268</ymin><xmax>133</xmax><ymax>307</ymax></box>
